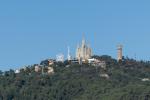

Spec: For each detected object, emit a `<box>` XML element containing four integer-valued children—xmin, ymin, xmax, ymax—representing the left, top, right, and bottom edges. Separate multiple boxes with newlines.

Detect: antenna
<box><xmin>67</xmin><ymin>46</ymin><xmax>71</xmax><ymax>61</ymax></box>
<box><xmin>134</xmin><ymin>53</ymin><xmax>137</xmax><ymax>60</ymax></box>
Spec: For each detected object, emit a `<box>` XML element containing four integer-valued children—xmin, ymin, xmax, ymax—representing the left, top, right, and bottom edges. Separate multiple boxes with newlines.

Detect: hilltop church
<box><xmin>76</xmin><ymin>37</ymin><xmax>92</xmax><ymax>62</ymax></box>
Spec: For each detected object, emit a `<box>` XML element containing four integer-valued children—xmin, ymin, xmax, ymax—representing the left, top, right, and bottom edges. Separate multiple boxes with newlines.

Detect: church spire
<box><xmin>82</xmin><ymin>33</ymin><xmax>85</xmax><ymax>40</ymax></box>
<box><xmin>82</xmin><ymin>33</ymin><xmax>86</xmax><ymax>46</ymax></box>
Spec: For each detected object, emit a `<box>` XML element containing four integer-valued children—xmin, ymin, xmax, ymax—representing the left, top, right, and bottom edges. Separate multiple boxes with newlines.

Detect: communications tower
<box><xmin>117</xmin><ymin>45</ymin><xmax>123</xmax><ymax>61</ymax></box>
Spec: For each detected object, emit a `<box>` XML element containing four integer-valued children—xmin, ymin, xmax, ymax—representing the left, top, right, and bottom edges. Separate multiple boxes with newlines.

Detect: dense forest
<box><xmin>0</xmin><ymin>55</ymin><xmax>150</xmax><ymax>100</ymax></box>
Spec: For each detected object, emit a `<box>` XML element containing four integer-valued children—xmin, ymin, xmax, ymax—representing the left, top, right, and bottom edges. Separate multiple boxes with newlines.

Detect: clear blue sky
<box><xmin>0</xmin><ymin>0</ymin><xmax>150</xmax><ymax>70</ymax></box>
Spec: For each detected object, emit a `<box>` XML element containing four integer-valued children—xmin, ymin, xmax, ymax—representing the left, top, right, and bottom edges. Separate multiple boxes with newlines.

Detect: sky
<box><xmin>0</xmin><ymin>0</ymin><xmax>150</xmax><ymax>71</ymax></box>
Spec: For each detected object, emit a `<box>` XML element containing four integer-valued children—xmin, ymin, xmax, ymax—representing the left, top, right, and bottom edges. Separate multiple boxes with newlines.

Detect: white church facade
<box><xmin>76</xmin><ymin>37</ymin><xmax>92</xmax><ymax>62</ymax></box>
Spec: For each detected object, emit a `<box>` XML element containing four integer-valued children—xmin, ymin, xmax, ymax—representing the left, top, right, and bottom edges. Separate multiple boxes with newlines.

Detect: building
<box><xmin>47</xmin><ymin>59</ymin><xmax>55</xmax><ymax>66</ymax></box>
<box><xmin>76</xmin><ymin>37</ymin><xmax>92</xmax><ymax>62</ymax></box>
<box><xmin>47</xmin><ymin>67</ymin><xmax>54</xmax><ymax>74</ymax></box>
<box><xmin>15</xmin><ymin>69</ymin><xmax>20</xmax><ymax>74</ymax></box>
<box><xmin>117</xmin><ymin>45</ymin><xmax>123</xmax><ymax>61</ymax></box>
<box><xmin>88</xmin><ymin>58</ymin><xmax>106</xmax><ymax>69</ymax></box>
<box><xmin>40</xmin><ymin>59</ymin><xmax>55</xmax><ymax>66</ymax></box>
<box><xmin>34</xmin><ymin>65</ymin><xmax>41</xmax><ymax>72</ymax></box>
<box><xmin>70</xmin><ymin>59</ymin><xmax>79</xmax><ymax>64</ymax></box>
<box><xmin>56</xmin><ymin>53</ymin><xmax>64</xmax><ymax>62</ymax></box>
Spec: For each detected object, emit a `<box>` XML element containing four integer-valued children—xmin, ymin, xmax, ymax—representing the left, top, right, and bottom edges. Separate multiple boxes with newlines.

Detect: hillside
<box><xmin>0</xmin><ymin>55</ymin><xmax>150</xmax><ymax>100</ymax></box>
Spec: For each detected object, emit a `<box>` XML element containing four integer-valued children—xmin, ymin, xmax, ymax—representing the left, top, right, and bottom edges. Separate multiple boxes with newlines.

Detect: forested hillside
<box><xmin>0</xmin><ymin>55</ymin><xmax>150</xmax><ymax>100</ymax></box>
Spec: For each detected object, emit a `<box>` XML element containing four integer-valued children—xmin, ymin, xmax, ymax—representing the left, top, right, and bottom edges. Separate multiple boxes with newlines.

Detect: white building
<box><xmin>88</xmin><ymin>58</ymin><xmax>106</xmax><ymax>69</ymax></box>
<box><xmin>56</xmin><ymin>54</ymin><xmax>64</xmax><ymax>62</ymax></box>
<box><xmin>48</xmin><ymin>67</ymin><xmax>54</xmax><ymax>74</ymax></box>
<box><xmin>15</xmin><ymin>69</ymin><xmax>20</xmax><ymax>74</ymax></box>
<box><xmin>34</xmin><ymin>65</ymin><xmax>41</xmax><ymax>72</ymax></box>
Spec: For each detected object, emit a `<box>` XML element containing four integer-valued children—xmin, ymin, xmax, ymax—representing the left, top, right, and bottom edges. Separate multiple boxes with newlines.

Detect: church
<box><xmin>76</xmin><ymin>37</ymin><xmax>92</xmax><ymax>62</ymax></box>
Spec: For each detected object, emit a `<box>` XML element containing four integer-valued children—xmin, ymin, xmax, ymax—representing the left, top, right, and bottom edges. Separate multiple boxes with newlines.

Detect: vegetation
<box><xmin>0</xmin><ymin>55</ymin><xmax>150</xmax><ymax>100</ymax></box>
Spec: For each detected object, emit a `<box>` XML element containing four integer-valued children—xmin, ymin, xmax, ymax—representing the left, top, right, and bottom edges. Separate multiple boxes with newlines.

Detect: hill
<box><xmin>0</xmin><ymin>55</ymin><xmax>150</xmax><ymax>100</ymax></box>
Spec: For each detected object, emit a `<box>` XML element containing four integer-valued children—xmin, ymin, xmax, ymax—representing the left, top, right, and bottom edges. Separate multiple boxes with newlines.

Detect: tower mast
<box><xmin>117</xmin><ymin>45</ymin><xmax>123</xmax><ymax>62</ymax></box>
<box><xmin>67</xmin><ymin>46</ymin><xmax>71</xmax><ymax>61</ymax></box>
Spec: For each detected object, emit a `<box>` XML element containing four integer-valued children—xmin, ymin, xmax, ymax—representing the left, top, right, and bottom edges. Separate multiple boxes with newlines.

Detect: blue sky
<box><xmin>0</xmin><ymin>0</ymin><xmax>150</xmax><ymax>70</ymax></box>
